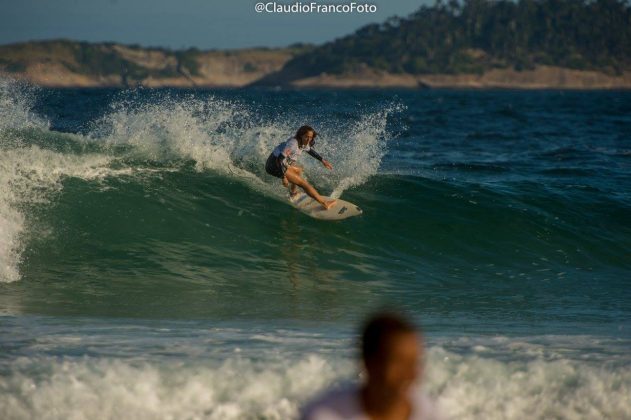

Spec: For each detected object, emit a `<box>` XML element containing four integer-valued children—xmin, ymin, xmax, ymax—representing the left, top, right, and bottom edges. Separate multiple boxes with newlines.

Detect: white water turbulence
<box><xmin>0</xmin><ymin>80</ymin><xmax>53</xmax><ymax>283</ymax></box>
<box><xmin>90</xmin><ymin>94</ymin><xmax>286</xmax><ymax>200</ymax></box>
<box><xmin>92</xmin><ymin>95</ymin><xmax>243</xmax><ymax>172</ymax></box>
<box><xmin>1</xmin><ymin>334</ymin><xmax>629</xmax><ymax>420</ymax></box>
<box><xmin>0</xmin><ymin>85</ymin><xmax>399</xmax><ymax>282</ymax></box>
<box><xmin>0</xmin><ymin>79</ymin><xmax>47</xmax><ymax>134</ymax></box>
<box><xmin>321</xmin><ymin>103</ymin><xmax>403</xmax><ymax>199</ymax></box>
<box><xmin>0</xmin><ymin>80</ymin><xmax>115</xmax><ymax>283</ymax></box>
<box><xmin>425</xmin><ymin>335</ymin><xmax>631</xmax><ymax>420</ymax></box>
<box><xmin>0</xmin><ymin>355</ymin><xmax>347</xmax><ymax>420</ymax></box>
<box><xmin>91</xmin><ymin>92</ymin><xmax>399</xmax><ymax>200</ymax></box>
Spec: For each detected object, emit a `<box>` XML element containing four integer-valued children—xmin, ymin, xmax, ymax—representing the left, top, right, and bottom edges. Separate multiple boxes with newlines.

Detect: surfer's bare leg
<box><xmin>285</xmin><ymin>167</ymin><xmax>336</xmax><ymax>210</ymax></box>
<box><xmin>282</xmin><ymin>175</ymin><xmax>298</xmax><ymax>197</ymax></box>
<box><xmin>286</xmin><ymin>166</ymin><xmax>300</xmax><ymax>197</ymax></box>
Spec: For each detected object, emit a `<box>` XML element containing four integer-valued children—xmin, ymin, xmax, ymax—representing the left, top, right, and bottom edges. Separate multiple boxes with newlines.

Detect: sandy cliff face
<box><xmin>23</xmin><ymin>62</ymin><xmax>121</xmax><ymax>87</ymax></box>
<box><xmin>289</xmin><ymin>66</ymin><xmax>631</xmax><ymax>89</ymax></box>
<box><xmin>1</xmin><ymin>41</ymin><xmax>630</xmax><ymax>89</ymax></box>
<box><xmin>189</xmin><ymin>49</ymin><xmax>295</xmax><ymax>87</ymax></box>
<box><xmin>0</xmin><ymin>41</ymin><xmax>295</xmax><ymax>88</ymax></box>
<box><xmin>110</xmin><ymin>45</ymin><xmax>177</xmax><ymax>71</ymax></box>
<box><xmin>417</xmin><ymin>66</ymin><xmax>631</xmax><ymax>89</ymax></box>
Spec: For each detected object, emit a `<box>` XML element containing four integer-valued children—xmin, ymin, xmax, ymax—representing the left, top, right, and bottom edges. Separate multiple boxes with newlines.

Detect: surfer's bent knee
<box><xmin>288</xmin><ymin>173</ymin><xmax>309</xmax><ymax>189</ymax></box>
<box><xmin>287</xmin><ymin>165</ymin><xmax>301</xmax><ymax>176</ymax></box>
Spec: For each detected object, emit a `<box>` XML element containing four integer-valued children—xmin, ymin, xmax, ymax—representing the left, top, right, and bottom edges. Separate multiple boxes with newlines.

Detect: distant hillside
<box><xmin>0</xmin><ymin>40</ymin><xmax>311</xmax><ymax>87</ymax></box>
<box><xmin>256</xmin><ymin>0</ymin><xmax>631</xmax><ymax>88</ymax></box>
<box><xmin>2</xmin><ymin>0</ymin><xmax>631</xmax><ymax>89</ymax></box>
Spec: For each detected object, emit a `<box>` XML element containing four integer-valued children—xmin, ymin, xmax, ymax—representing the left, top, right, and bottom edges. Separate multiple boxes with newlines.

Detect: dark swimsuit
<box><xmin>265</xmin><ymin>152</ymin><xmax>286</xmax><ymax>179</ymax></box>
<box><xmin>265</xmin><ymin>145</ymin><xmax>323</xmax><ymax>179</ymax></box>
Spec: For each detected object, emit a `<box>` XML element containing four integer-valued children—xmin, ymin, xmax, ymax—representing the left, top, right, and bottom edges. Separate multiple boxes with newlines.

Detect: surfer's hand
<box><xmin>322</xmin><ymin>160</ymin><xmax>333</xmax><ymax>170</ymax></box>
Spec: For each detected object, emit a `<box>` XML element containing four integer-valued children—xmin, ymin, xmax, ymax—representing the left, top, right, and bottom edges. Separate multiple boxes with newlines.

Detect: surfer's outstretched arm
<box><xmin>307</xmin><ymin>149</ymin><xmax>333</xmax><ymax>170</ymax></box>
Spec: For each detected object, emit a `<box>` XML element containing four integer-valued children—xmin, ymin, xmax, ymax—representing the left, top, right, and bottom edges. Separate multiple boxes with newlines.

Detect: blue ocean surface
<box><xmin>0</xmin><ymin>80</ymin><xmax>630</xmax><ymax>419</ymax></box>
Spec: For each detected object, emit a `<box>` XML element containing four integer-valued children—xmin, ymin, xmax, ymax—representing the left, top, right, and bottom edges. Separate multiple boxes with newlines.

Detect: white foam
<box><xmin>93</xmin><ymin>97</ymin><xmax>237</xmax><ymax>172</ymax></box>
<box><xmin>0</xmin><ymin>79</ymin><xmax>48</xmax><ymax>134</ymax></box>
<box><xmin>0</xmin><ymin>81</ymin><xmax>153</xmax><ymax>282</ymax></box>
<box><xmin>427</xmin><ymin>346</ymin><xmax>631</xmax><ymax>419</ymax></box>
<box><xmin>91</xmin><ymin>95</ymin><xmax>291</xmax><ymax>200</ymax></box>
<box><xmin>0</xmin><ymin>146</ymin><xmax>115</xmax><ymax>282</ymax></box>
<box><xmin>0</xmin><ymin>354</ymin><xmax>350</xmax><ymax>420</ymax></box>
<box><xmin>0</xmin><ymin>85</ymin><xmax>399</xmax><ymax>281</ymax></box>
<box><xmin>323</xmin><ymin>103</ymin><xmax>403</xmax><ymax>199</ymax></box>
<box><xmin>92</xmin><ymin>94</ymin><xmax>399</xmax><ymax>200</ymax></box>
<box><xmin>0</xmin><ymin>80</ymin><xmax>65</xmax><ymax>282</ymax></box>
<box><xmin>1</xmin><ymin>332</ymin><xmax>629</xmax><ymax>420</ymax></box>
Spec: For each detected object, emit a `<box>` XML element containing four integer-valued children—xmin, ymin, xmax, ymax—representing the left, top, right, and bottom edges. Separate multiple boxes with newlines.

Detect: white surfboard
<box><xmin>288</xmin><ymin>192</ymin><xmax>362</xmax><ymax>220</ymax></box>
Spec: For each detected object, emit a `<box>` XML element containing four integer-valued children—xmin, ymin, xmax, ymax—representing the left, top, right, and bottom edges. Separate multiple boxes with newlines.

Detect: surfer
<box><xmin>265</xmin><ymin>125</ymin><xmax>337</xmax><ymax>210</ymax></box>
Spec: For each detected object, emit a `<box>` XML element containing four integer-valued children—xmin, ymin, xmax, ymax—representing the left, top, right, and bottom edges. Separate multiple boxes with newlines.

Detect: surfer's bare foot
<box><xmin>290</xmin><ymin>190</ymin><xmax>299</xmax><ymax>198</ymax></box>
<box><xmin>322</xmin><ymin>199</ymin><xmax>336</xmax><ymax>210</ymax></box>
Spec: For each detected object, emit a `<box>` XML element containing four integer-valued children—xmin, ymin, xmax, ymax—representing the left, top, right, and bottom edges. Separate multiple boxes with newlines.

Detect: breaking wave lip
<box><xmin>0</xmin><ymin>79</ymin><xmax>48</xmax><ymax>134</ymax></box>
<box><xmin>0</xmin><ymin>82</ymin><xmax>399</xmax><ymax>282</ymax></box>
<box><xmin>0</xmin><ymin>79</ymin><xmax>84</xmax><ymax>283</ymax></box>
<box><xmin>89</xmin><ymin>91</ymin><xmax>401</xmax><ymax>199</ymax></box>
<box><xmin>0</xmin><ymin>81</ymin><xmax>129</xmax><ymax>282</ymax></box>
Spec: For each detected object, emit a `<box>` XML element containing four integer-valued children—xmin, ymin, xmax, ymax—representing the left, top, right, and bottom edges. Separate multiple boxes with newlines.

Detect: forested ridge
<box><xmin>279</xmin><ymin>0</ymin><xmax>631</xmax><ymax>78</ymax></box>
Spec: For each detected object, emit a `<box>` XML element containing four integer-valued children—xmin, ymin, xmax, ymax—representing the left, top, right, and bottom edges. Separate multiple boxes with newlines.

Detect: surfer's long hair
<box><xmin>295</xmin><ymin>125</ymin><xmax>317</xmax><ymax>147</ymax></box>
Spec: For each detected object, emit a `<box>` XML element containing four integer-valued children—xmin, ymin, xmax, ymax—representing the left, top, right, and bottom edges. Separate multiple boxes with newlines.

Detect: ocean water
<box><xmin>0</xmin><ymin>79</ymin><xmax>630</xmax><ymax>419</ymax></box>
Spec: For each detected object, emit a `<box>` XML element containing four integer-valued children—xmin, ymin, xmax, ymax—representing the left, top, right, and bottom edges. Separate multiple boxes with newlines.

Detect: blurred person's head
<box><xmin>360</xmin><ymin>311</ymin><xmax>422</xmax><ymax>397</ymax></box>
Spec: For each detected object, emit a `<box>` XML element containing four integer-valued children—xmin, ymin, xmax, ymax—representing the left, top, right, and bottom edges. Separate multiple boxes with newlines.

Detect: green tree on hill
<box><xmin>278</xmin><ymin>0</ymin><xmax>631</xmax><ymax>79</ymax></box>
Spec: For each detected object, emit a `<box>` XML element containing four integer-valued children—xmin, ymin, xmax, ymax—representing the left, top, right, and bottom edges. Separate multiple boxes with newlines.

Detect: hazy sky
<box><xmin>0</xmin><ymin>0</ymin><xmax>432</xmax><ymax>49</ymax></box>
